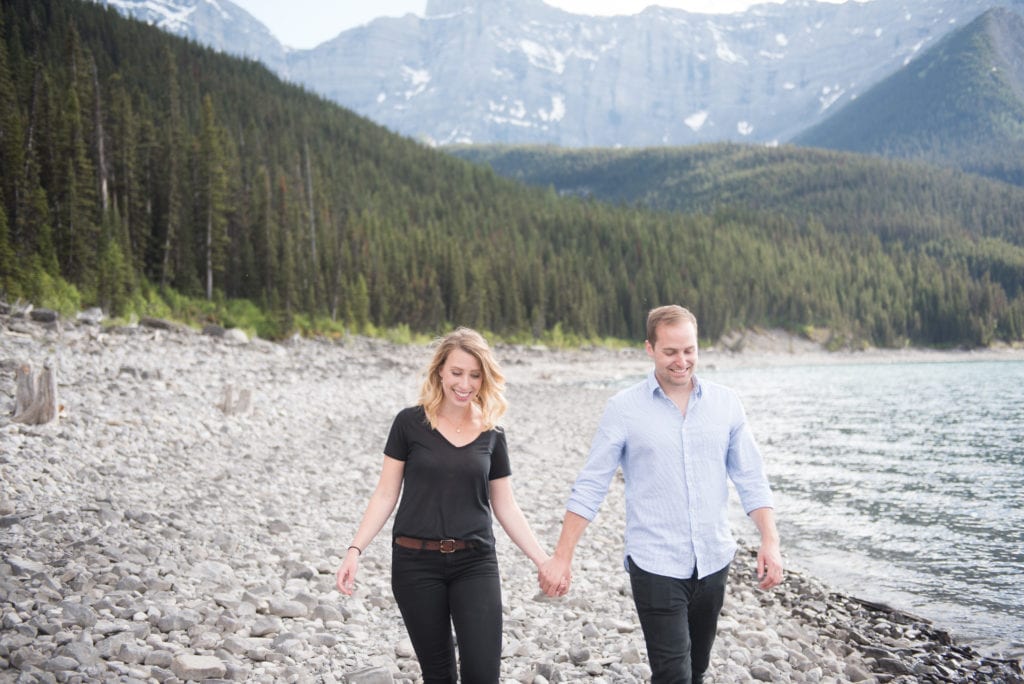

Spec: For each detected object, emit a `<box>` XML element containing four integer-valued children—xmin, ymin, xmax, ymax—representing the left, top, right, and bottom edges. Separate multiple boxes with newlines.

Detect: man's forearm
<box><xmin>749</xmin><ymin>506</ymin><xmax>779</xmax><ymax>545</ymax></box>
<box><xmin>553</xmin><ymin>510</ymin><xmax>591</xmax><ymax>560</ymax></box>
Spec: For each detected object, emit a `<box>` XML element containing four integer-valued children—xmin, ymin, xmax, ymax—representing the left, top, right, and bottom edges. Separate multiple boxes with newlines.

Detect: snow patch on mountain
<box><xmin>685</xmin><ymin>111</ymin><xmax>709</xmax><ymax>131</ymax></box>
<box><xmin>100</xmin><ymin>0</ymin><xmax>196</xmax><ymax>32</ymax></box>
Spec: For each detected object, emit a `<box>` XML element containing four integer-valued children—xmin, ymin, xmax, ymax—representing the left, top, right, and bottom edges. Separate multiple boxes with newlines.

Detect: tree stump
<box><xmin>14</xmin><ymin>363</ymin><xmax>35</xmax><ymax>416</ymax></box>
<box><xmin>217</xmin><ymin>384</ymin><xmax>251</xmax><ymax>416</ymax></box>
<box><xmin>12</xmin><ymin>360</ymin><xmax>59</xmax><ymax>425</ymax></box>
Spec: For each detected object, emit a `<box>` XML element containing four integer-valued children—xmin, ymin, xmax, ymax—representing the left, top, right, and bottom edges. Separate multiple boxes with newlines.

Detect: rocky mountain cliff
<box><xmin>94</xmin><ymin>0</ymin><xmax>1023</xmax><ymax>148</ymax></box>
<box><xmin>91</xmin><ymin>0</ymin><xmax>289</xmax><ymax>72</ymax></box>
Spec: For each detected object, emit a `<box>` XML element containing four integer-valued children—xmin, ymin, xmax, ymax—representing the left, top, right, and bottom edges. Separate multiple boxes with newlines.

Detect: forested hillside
<box><xmin>793</xmin><ymin>8</ymin><xmax>1024</xmax><ymax>186</ymax></box>
<box><xmin>2</xmin><ymin>0</ymin><xmax>1023</xmax><ymax>347</ymax></box>
<box><xmin>449</xmin><ymin>143</ymin><xmax>1024</xmax><ymax>245</ymax></box>
<box><xmin>448</xmin><ymin>142</ymin><xmax>1024</xmax><ymax>346</ymax></box>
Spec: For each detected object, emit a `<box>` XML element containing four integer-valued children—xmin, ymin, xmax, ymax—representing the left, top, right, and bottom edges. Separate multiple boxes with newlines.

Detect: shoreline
<box><xmin>2</xmin><ymin>314</ymin><xmax>1022</xmax><ymax>682</ymax></box>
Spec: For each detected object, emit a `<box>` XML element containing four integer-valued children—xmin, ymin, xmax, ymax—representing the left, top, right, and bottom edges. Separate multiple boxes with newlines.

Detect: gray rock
<box><xmin>96</xmin><ymin>632</ymin><xmax>136</xmax><ymax>659</ymax></box>
<box><xmin>155</xmin><ymin>608</ymin><xmax>200</xmax><ymax>633</ymax></box>
<box><xmin>620</xmin><ymin>644</ymin><xmax>643</xmax><ymax>664</ymax></box>
<box><xmin>568</xmin><ymin>645</ymin><xmax>590</xmax><ymax>665</ymax></box>
<box><xmin>8</xmin><ymin>556</ymin><xmax>47</xmax><ymax>576</ymax></box>
<box><xmin>271</xmin><ymin>635</ymin><xmax>308</xmax><ymax>660</ymax></box>
<box><xmin>344</xmin><ymin>665</ymin><xmax>395</xmax><ymax>683</ymax></box>
<box><xmin>313</xmin><ymin>604</ymin><xmax>344</xmax><ymax>623</ymax></box>
<box><xmin>250</xmin><ymin>615</ymin><xmax>283</xmax><ymax>637</ymax></box>
<box><xmin>220</xmin><ymin>636</ymin><xmax>254</xmax><ymax>656</ymax></box>
<box><xmin>59</xmin><ymin>601</ymin><xmax>97</xmax><ymax>628</ymax></box>
<box><xmin>9</xmin><ymin>645</ymin><xmax>46</xmax><ymax>669</ymax></box>
<box><xmin>224</xmin><ymin>660</ymin><xmax>252</xmax><ymax>681</ymax></box>
<box><xmin>224</xmin><ymin>328</ymin><xmax>249</xmax><ymax>344</ymax></box>
<box><xmin>844</xmin><ymin>662</ymin><xmax>873</xmax><ymax>681</ymax></box>
<box><xmin>77</xmin><ymin>308</ymin><xmax>104</xmax><ymax>325</ymax></box>
<box><xmin>876</xmin><ymin>656</ymin><xmax>913</xmax><ymax>675</ymax></box>
<box><xmin>171</xmin><ymin>653</ymin><xmax>227</xmax><ymax>680</ymax></box>
<box><xmin>41</xmin><ymin>655</ymin><xmax>80</xmax><ymax>672</ymax></box>
<box><xmin>394</xmin><ymin>639</ymin><xmax>415</xmax><ymax>658</ymax></box>
<box><xmin>144</xmin><ymin>650</ymin><xmax>174</xmax><ymax>668</ymax></box>
<box><xmin>139</xmin><ymin>316</ymin><xmax>176</xmax><ymax>330</ymax></box>
<box><xmin>29</xmin><ymin>308</ymin><xmax>58</xmax><ymax>323</ymax></box>
<box><xmin>190</xmin><ymin>560</ymin><xmax>236</xmax><ymax>585</ymax></box>
<box><xmin>282</xmin><ymin>559</ymin><xmax>317</xmax><ymax>580</ymax></box>
<box><xmin>56</xmin><ymin>640</ymin><xmax>100</xmax><ymax>667</ymax></box>
<box><xmin>268</xmin><ymin>598</ymin><xmax>308</xmax><ymax>618</ymax></box>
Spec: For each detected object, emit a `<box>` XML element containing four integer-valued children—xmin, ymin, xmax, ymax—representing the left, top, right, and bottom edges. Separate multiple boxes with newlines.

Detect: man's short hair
<box><xmin>646</xmin><ymin>305</ymin><xmax>698</xmax><ymax>346</ymax></box>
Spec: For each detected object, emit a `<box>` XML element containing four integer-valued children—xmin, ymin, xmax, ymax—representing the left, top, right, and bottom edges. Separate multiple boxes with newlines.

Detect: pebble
<box><xmin>1</xmin><ymin>308</ymin><xmax>1022</xmax><ymax>683</ymax></box>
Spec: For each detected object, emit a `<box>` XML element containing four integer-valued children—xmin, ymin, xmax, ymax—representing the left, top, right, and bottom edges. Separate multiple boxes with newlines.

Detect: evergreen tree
<box><xmin>198</xmin><ymin>94</ymin><xmax>228</xmax><ymax>300</ymax></box>
<box><xmin>0</xmin><ymin>13</ymin><xmax>24</xmax><ymax>245</ymax></box>
<box><xmin>0</xmin><ymin>201</ymin><xmax>16</xmax><ymax>293</ymax></box>
<box><xmin>157</xmin><ymin>45</ymin><xmax>182</xmax><ymax>288</ymax></box>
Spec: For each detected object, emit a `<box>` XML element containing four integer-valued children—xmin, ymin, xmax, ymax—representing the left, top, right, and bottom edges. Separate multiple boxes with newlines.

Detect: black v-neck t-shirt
<box><xmin>385</xmin><ymin>405</ymin><xmax>512</xmax><ymax>548</ymax></box>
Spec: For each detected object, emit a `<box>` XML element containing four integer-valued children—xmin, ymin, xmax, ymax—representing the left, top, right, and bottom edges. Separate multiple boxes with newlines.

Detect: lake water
<box><xmin>705</xmin><ymin>360</ymin><xmax>1024</xmax><ymax>659</ymax></box>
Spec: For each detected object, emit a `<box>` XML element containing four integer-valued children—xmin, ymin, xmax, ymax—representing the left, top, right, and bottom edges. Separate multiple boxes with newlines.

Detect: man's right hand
<box><xmin>538</xmin><ymin>555</ymin><xmax>572</xmax><ymax>596</ymax></box>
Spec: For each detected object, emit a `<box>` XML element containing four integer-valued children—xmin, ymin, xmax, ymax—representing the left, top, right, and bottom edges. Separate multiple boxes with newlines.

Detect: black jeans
<box><xmin>391</xmin><ymin>543</ymin><xmax>502</xmax><ymax>683</ymax></box>
<box><xmin>628</xmin><ymin>557</ymin><xmax>730</xmax><ymax>684</ymax></box>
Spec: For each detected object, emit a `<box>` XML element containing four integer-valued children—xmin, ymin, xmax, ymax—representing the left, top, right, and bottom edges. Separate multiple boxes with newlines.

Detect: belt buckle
<box><xmin>439</xmin><ymin>539</ymin><xmax>457</xmax><ymax>553</ymax></box>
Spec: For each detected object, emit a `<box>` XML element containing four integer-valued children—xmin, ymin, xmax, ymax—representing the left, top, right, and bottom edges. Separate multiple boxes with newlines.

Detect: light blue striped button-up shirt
<box><xmin>566</xmin><ymin>372</ymin><xmax>774</xmax><ymax>580</ymax></box>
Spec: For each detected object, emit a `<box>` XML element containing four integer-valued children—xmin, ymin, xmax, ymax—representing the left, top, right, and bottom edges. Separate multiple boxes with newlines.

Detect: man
<box><xmin>539</xmin><ymin>305</ymin><xmax>783</xmax><ymax>684</ymax></box>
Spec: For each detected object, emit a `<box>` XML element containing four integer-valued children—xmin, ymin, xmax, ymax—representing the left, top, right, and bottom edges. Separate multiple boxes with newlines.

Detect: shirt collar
<box><xmin>646</xmin><ymin>371</ymin><xmax>703</xmax><ymax>399</ymax></box>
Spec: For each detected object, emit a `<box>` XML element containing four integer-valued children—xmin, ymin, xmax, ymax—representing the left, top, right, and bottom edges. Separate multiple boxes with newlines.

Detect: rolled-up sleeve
<box><xmin>566</xmin><ymin>401</ymin><xmax>625</xmax><ymax>522</ymax></box>
<box><xmin>726</xmin><ymin>400</ymin><xmax>774</xmax><ymax>514</ymax></box>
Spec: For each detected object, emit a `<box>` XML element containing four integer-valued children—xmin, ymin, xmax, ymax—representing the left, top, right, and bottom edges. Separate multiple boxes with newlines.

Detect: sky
<box><xmin>231</xmin><ymin>0</ymin><xmax>852</xmax><ymax>50</ymax></box>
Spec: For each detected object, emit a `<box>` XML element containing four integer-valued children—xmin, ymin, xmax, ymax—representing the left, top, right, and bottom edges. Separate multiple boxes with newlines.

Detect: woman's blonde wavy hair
<box><xmin>419</xmin><ymin>327</ymin><xmax>508</xmax><ymax>431</ymax></box>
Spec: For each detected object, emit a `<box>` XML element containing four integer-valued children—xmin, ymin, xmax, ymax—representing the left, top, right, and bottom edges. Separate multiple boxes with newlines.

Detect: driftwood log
<box><xmin>12</xmin><ymin>360</ymin><xmax>59</xmax><ymax>425</ymax></box>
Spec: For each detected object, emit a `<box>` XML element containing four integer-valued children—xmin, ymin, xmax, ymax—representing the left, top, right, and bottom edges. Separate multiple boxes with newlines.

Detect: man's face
<box><xmin>645</xmin><ymin>320</ymin><xmax>698</xmax><ymax>391</ymax></box>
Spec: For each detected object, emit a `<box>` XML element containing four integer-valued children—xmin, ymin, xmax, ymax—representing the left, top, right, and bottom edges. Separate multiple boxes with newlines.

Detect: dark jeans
<box><xmin>391</xmin><ymin>544</ymin><xmax>502</xmax><ymax>683</ymax></box>
<box><xmin>628</xmin><ymin>557</ymin><xmax>730</xmax><ymax>684</ymax></box>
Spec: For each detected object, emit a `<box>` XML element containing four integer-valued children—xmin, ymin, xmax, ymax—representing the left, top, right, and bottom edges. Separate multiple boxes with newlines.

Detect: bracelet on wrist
<box><xmin>347</xmin><ymin>545</ymin><xmax>362</xmax><ymax>555</ymax></box>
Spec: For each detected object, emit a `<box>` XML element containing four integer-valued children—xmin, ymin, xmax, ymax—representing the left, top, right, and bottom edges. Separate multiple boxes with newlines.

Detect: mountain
<box><xmin>793</xmin><ymin>6</ymin><xmax>1024</xmax><ymax>185</ymax></box>
<box><xmin>94</xmin><ymin>0</ymin><xmax>1022</xmax><ymax>149</ymax></box>
<box><xmin>90</xmin><ymin>0</ymin><xmax>289</xmax><ymax>72</ymax></box>
<box><xmin>5</xmin><ymin>0</ymin><xmax>1024</xmax><ymax>347</ymax></box>
<box><xmin>286</xmin><ymin>0</ymin><xmax>1024</xmax><ymax>147</ymax></box>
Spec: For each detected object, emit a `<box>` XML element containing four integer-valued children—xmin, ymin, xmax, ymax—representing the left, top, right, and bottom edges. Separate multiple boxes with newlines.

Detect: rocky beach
<box><xmin>2</xmin><ymin>307</ymin><xmax>1022</xmax><ymax>683</ymax></box>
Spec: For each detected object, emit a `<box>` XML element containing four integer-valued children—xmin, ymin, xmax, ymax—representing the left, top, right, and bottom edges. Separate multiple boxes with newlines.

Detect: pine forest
<box><xmin>2</xmin><ymin>0</ymin><xmax>1024</xmax><ymax>347</ymax></box>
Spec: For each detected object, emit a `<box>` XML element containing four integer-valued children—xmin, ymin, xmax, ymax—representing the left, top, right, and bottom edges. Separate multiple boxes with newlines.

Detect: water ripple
<box><xmin>712</xmin><ymin>360</ymin><xmax>1024</xmax><ymax>657</ymax></box>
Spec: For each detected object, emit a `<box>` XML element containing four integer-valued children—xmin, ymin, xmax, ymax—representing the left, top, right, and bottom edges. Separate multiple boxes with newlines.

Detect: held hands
<box><xmin>538</xmin><ymin>555</ymin><xmax>572</xmax><ymax>597</ymax></box>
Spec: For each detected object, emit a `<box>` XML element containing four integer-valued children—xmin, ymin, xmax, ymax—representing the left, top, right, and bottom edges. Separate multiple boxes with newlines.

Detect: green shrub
<box><xmin>18</xmin><ymin>259</ymin><xmax>82</xmax><ymax>315</ymax></box>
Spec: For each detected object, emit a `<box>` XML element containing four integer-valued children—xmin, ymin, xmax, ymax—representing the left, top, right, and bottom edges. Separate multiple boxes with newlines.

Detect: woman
<box><xmin>336</xmin><ymin>327</ymin><xmax>550</xmax><ymax>683</ymax></box>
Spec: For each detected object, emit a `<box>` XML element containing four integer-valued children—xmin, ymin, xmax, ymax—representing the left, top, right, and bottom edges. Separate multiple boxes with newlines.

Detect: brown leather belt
<box><xmin>394</xmin><ymin>536</ymin><xmax>473</xmax><ymax>553</ymax></box>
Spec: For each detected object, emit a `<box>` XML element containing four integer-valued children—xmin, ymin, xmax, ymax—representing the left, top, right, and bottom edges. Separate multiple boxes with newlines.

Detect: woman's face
<box><xmin>439</xmin><ymin>348</ymin><xmax>483</xmax><ymax>408</ymax></box>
